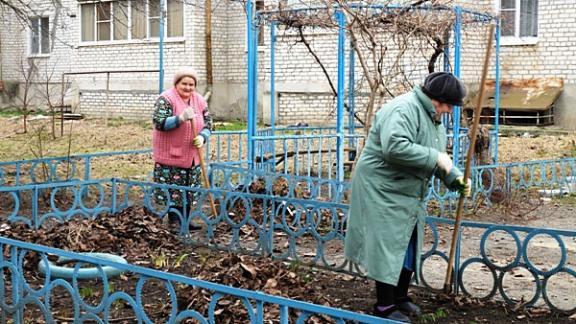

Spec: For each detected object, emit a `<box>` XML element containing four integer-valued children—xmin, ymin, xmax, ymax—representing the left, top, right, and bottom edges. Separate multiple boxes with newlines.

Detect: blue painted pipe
<box><xmin>38</xmin><ymin>252</ymin><xmax>128</xmax><ymax>280</ymax></box>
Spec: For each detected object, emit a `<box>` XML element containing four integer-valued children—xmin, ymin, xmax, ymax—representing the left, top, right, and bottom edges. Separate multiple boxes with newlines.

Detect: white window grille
<box><xmin>80</xmin><ymin>0</ymin><xmax>183</xmax><ymax>43</ymax></box>
<box><xmin>499</xmin><ymin>0</ymin><xmax>538</xmax><ymax>45</ymax></box>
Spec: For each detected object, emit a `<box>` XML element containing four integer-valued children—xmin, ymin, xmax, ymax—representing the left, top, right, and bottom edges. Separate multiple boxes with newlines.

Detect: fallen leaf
<box><xmin>264</xmin><ymin>278</ymin><xmax>277</xmax><ymax>289</ymax></box>
<box><xmin>240</xmin><ymin>262</ymin><xmax>258</xmax><ymax>279</ymax></box>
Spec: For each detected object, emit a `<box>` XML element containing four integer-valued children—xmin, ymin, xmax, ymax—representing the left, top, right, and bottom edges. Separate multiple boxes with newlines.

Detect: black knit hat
<box><xmin>421</xmin><ymin>72</ymin><xmax>467</xmax><ymax>106</ymax></box>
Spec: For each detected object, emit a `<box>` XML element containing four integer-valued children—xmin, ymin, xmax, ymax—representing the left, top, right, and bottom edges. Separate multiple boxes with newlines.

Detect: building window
<box><xmin>500</xmin><ymin>0</ymin><xmax>538</xmax><ymax>39</ymax></box>
<box><xmin>80</xmin><ymin>0</ymin><xmax>183</xmax><ymax>43</ymax></box>
<box><xmin>148</xmin><ymin>0</ymin><xmax>161</xmax><ymax>38</ymax></box>
<box><xmin>96</xmin><ymin>2</ymin><xmax>112</xmax><ymax>41</ymax></box>
<box><xmin>30</xmin><ymin>17</ymin><xmax>50</xmax><ymax>55</ymax></box>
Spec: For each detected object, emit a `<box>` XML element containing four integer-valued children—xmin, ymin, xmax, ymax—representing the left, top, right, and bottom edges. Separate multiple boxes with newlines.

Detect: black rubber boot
<box><xmin>373</xmin><ymin>304</ymin><xmax>412</xmax><ymax>323</ymax></box>
<box><xmin>396</xmin><ymin>297</ymin><xmax>422</xmax><ymax>317</ymax></box>
<box><xmin>167</xmin><ymin>211</ymin><xmax>201</xmax><ymax>231</ymax></box>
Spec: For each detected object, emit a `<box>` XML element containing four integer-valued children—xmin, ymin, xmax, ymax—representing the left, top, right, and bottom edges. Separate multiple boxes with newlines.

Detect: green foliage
<box><xmin>535</xmin><ymin>148</ymin><xmax>548</xmax><ymax>158</ymax></box>
<box><xmin>173</xmin><ymin>253</ymin><xmax>190</xmax><ymax>268</ymax></box>
<box><xmin>108</xmin><ymin>282</ymin><xmax>115</xmax><ymax>293</ymax></box>
<box><xmin>79</xmin><ymin>286</ymin><xmax>95</xmax><ymax>298</ymax></box>
<box><xmin>152</xmin><ymin>252</ymin><xmax>168</xmax><ymax>268</ymax></box>
<box><xmin>288</xmin><ymin>260</ymin><xmax>302</xmax><ymax>272</ymax></box>
<box><xmin>418</xmin><ymin>308</ymin><xmax>448</xmax><ymax>323</ymax></box>
<box><xmin>287</xmin><ymin>260</ymin><xmax>316</xmax><ymax>284</ymax></box>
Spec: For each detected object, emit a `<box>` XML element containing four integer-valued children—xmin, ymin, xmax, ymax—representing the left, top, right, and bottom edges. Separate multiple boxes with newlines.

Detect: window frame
<box><xmin>497</xmin><ymin>0</ymin><xmax>539</xmax><ymax>46</ymax></box>
<box><xmin>29</xmin><ymin>16</ymin><xmax>51</xmax><ymax>57</ymax></box>
<box><xmin>96</xmin><ymin>2</ymin><xmax>112</xmax><ymax>41</ymax></box>
<box><xmin>78</xmin><ymin>0</ymin><xmax>184</xmax><ymax>45</ymax></box>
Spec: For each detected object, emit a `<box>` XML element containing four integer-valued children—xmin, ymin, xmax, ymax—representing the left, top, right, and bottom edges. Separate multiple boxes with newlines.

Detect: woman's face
<box><xmin>432</xmin><ymin>100</ymin><xmax>453</xmax><ymax>115</ymax></box>
<box><xmin>176</xmin><ymin>76</ymin><xmax>196</xmax><ymax>100</ymax></box>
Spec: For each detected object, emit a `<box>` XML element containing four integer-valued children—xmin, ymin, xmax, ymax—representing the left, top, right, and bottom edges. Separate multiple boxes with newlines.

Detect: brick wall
<box><xmin>498</xmin><ymin>0</ymin><xmax>576</xmax><ymax>83</ymax></box>
<box><xmin>3</xmin><ymin>0</ymin><xmax>576</xmax><ymax>125</ymax></box>
<box><xmin>79</xmin><ymin>90</ymin><xmax>157</xmax><ymax>118</ymax></box>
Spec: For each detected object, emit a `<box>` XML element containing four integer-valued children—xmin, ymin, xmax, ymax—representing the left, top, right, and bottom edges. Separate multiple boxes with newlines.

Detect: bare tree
<box><xmin>267</xmin><ymin>0</ymin><xmax>456</xmax><ymax>136</ymax></box>
<box><xmin>0</xmin><ymin>0</ymin><xmax>32</xmax><ymax>22</ymax></box>
<box><xmin>15</xmin><ymin>57</ymin><xmax>38</xmax><ymax>134</ymax></box>
<box><xmin>37</xmin><ymin>60</ymin><xmax>71</xmax><ymax>139</ymax></box>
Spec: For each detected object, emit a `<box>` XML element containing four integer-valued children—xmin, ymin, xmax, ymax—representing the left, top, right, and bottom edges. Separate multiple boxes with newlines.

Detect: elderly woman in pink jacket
<box><xmin>152</xmin><ymin>67</ymin><xmax>213</xmax><ymax>229</ymax></box>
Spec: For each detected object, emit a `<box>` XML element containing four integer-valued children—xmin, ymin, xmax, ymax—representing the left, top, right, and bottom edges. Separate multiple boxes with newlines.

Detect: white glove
<box><xmin>454</xmin><ymin>176</ymin><xmax>472</xmax><ymax>197</ymax></box>
<box><xmin>193</xmin><ymin>135</ymin><xmax>205</xmax><ymax>148</ymax></box>
<box><xmin>178</xmin><ymin>107</ymin><xmax>195</xmax><ymax>123</ymax></box>
<box><xmin>437</xmin><ymin>152</ymin><xmax>454</xmax><ymax>174</ymax></box>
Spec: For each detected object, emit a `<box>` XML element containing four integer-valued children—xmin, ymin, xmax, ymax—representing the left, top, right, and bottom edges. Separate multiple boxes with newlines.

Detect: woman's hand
<box><xmin>452</xmin><ymin>176</ymin><xmax>472</xmax><ymax>197</ymax></box>
<box><xmin>178</xmin><ymin>107</ymin><xmax>195</xmax><ymax>123</ymax></box>
<box><xmin>436</xmin><ymin>152</ymin><xmax>454</xmax><ymax>174</ymax></box>
<box><xmin>193</xmin><ymin>135</ymin><xmax>205</xmax><ymax>148</ymax></box>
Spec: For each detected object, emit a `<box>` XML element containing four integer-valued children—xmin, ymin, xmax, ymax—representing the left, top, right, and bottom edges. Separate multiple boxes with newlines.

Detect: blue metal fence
<box><xmin>2</xmin><ymin>176</ymin><xmax>574</xmax><ymax>314</ymax></box>
<box><xmin>0</xmin><ymin>237</ymin><xmax>390</xmax><ymax>323</ymax></box>
<box><xmin>0</xmin><ymin>126</ymin><xmax>502</xmax><ymax>187</ymax></box>
<box><xmin>0</xmin><ymin>130</ymin><xmax>248</xmax><ymax>186</ymax></box>
<box><xmin>210</xmin><ymin>163</ymin><xmax>351</xmax><ymax>203</ymax></box>
<box><xmin>421</xmin><ymin>218</ymin><xmax>576</xmax><ymax>313</ymax></box>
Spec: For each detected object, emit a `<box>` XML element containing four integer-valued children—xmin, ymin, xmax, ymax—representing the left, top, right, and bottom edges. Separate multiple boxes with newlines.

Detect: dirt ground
<box><xmin>2</xmin><ymin>204</ymin><xmax>574</xmax><ymax>324</ymax></box>
<box><xmin>1</xmin><ymin>117</ymin><xmax>576</xmax><ymax>164</ymax></box>
<box><xmin>1</xmin><ymin>116</ymin><xmax>576</xmax><ymax>322</ymax></box>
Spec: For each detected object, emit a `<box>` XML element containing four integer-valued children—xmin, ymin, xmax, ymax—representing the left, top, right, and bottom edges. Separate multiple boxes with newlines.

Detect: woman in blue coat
<box><xmin>344</xmin><ymin>72</ymin><xmax>470</xmax><ymax>322</ymax></box>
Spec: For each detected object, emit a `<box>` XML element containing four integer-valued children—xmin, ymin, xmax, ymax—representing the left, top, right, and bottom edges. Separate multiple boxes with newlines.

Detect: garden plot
<box><xmin>0</xmin><ymin>175</ymin><xmax>574</xmax><ymax>323</ymax></box>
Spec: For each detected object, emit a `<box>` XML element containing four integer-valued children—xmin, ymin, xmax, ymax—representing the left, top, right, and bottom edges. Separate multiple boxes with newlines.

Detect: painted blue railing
<box><xmin>2</xmin><ymin>178</ymin><xmax>574</xmax><ymax>314</ymax></box>
<box><xmin>471</xmin><ymin>158</ymin><xmax>576</xmax><ymax>211</ymax></box>
<box><xmin>0</xmin><ymin>150</ymin><xmax>151</xmax><ymax>186</ymax></box>
<box><xmin>421</xmin><ymin>218</ymin><xmax>576</xmax><ymax>313</ymax></box>
<box><xmin>210</xmin><ymin>163</ymin><xmax>351</xmax><ymax>203</ymax></box>
<box><xmin>0</xmin><ymin>237</ymin><xmax>389</xmax><ymax>323</ymax></box>
<box><xmin>0</xmin><ymin>130</ymin><xmax>247</xmax><ymax>186</ymax></box>
<box><xmin>0</xmin><ymin>128</ymin><xmax>346</xmax><ymax>186</ymax></box>
<box><xmin>209</xmin><ymin>156</ymin><xmax>576</xmax><ymax>216</ymax></box>
<box><xmin>0</xmin><ymin>127</ymin><xmax>500</xmax><ymax>187</ymax></box>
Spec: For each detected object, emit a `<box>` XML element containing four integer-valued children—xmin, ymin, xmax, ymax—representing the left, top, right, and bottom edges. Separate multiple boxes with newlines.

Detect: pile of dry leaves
<box><xmin>0</xmin><ymin>207</ymin><xmax>340</xmax><ymax>323</ymax></box>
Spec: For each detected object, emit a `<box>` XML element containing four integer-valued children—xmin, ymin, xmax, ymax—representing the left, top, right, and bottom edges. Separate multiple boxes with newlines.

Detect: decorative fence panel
<box><xmin>0</xmin><ymin>237</ymin><xmax>389</xmax><ymax>323</ymax></box>
<box><xmin>2</xmin><ymin>177</ymin><xmax>574</xmax><ymax>314</ymax></box>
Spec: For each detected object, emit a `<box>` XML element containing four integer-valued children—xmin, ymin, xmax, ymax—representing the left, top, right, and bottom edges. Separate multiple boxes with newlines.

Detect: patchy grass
<box><xmin>418</xmin><ymin>307</ymin><xmax>448</xmax><ymax>323</ymax></box>
<box><xmin>499</xmin><ymin>133</ymin><xmax>576</xmax><ymax>163</ymax></box>
<box><xmin>0</xmin><ymin>117</ymin><xmax>151</xmax><ymax>162</ymax></box>
<box><xmin>213</xmin><ymin>120</ymin><xmax>247</xmax><ymax>131</ymax></box>
<box><xmin>552</xmin><ymin>193</ymin><xmax>576</xmax><ymax>207</ymax></box>
<box><xmin>565</xmin><ymin>139</ymin><xmax>576</xmax><ymax>158</ymax></box>
<box><xmin>0</xmin><ymin>108</ymin><xmax>52</xmax><ymax>117</ymax></box>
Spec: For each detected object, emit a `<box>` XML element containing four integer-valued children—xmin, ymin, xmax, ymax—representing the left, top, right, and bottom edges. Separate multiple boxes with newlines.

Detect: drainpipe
<box><xmin>158</xmin><ymin>0</ymin><xmax>166</xmax><ymax>93</ymax></box>
<box><xmin>0</xmin><ymin>29</ymin><xmax>4</xmax><ymax>91</ymax></box>
<box><xmin>204</xmin><ymin>0</ymin><xmax>213</xmax><ymax>102</ymax></box>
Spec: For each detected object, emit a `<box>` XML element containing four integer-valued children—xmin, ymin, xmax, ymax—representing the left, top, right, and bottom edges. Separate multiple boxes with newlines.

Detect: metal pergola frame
<box><xmin>245</xmin><ymin>2</ymin><xmax>501</xmax><ymax>181</ymax></box>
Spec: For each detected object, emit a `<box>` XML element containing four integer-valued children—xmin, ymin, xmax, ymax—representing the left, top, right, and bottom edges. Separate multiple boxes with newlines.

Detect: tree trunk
<box><xmin>204</xmin><ymin>0</ymin><xmax>213</xmax><ymax>102</ymax></box>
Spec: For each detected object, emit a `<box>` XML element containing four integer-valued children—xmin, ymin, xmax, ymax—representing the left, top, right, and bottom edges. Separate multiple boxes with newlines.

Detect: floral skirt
<box><xmin>153</xmin><ymin>162</ymin><xmax>202</xmax><ymax>209</ymax></box>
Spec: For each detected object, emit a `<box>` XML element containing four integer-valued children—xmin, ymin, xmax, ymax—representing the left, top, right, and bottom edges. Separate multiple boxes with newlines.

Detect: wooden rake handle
<box><xmin>190</xmin><ymin>119</ymin><xmax>218</xmax><ymax>218</ymax></box>
<box><xmin>443</xmin><ymin>24</ymin><xmax>495</xmax><ymax>294</ymax></box>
